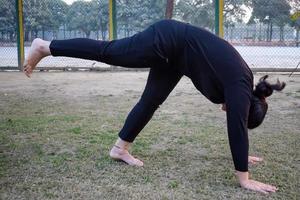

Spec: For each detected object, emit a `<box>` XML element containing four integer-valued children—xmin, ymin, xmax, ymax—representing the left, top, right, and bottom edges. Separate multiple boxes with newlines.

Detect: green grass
<box><xmin>0</xmin><ymin>74</ymin><xmax>299</xmax><ymax>200</ymax></box>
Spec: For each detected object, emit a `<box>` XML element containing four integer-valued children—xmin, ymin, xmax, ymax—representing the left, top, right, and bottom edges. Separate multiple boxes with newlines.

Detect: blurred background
<box><xmin>0</xmin><ymin>0</ymin><xmax>299</xmax><ymax>70</ymax></box>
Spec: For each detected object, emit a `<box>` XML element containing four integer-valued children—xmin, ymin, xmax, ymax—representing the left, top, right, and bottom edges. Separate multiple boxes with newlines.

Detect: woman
<box><xmin>23</xmin><ymin>20</ymin><xmax>285</xmax><ymax>194</ymax></box>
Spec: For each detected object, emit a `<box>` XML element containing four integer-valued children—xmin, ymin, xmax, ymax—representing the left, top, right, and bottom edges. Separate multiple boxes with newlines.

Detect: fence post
<box><xmin>109</xmin><ymin>0</ymin><xmax>117</xmax><ymax>40</ymax></box>
<box><xmin>215</xmin><ymin>0</ymin><xmax>224</xmax><ymax>38</ymax></box>
<box><xmin>16</xmin><ymin>0</ymin><xmax>25</xmax><ymax>70</ymax></box>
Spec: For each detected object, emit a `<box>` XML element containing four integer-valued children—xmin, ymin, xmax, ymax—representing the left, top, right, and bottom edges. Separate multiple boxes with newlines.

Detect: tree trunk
<box><xmin>258</xmin><ymin>22</ymin><xmax>262</xmax><ymax>41</ymax></box>
<box><xmin>266</xmin><ymin>23</ymin><xmax>269</xmax><ymax>41</ymax></box>
<box><xmin>279</xmin><ymin>26</ymin><xmax>284</xmax><ymax>42</ymax></box>
<box><xmin>165</xmin><ymin>0</ymin><xmax>174</xmax><ymax>19</ymax></box>
<box><xmin>230</xmin><ymin>26</ymin><xmax>233</xmax><ymax>40</ymax></box>
<box><xmin>269</xmin><ymin>22</ymin><xmax>273</xmax><ymax>42</ymax></box>
<box><xmin>34</xmin><ymin>30</ymin><xmax>38</xmax><ymax>39</ymax></box>
<box><xmin>85</xmin><ymin>31</ymin><xmax>91</xmax><ymax>38</ymax></box>
<box><xmin>42</xmin><ymin>27</ymin><xmax>45</xmax><ymax>40</ymax></box>
<box><xmin>296</xmin><ymin>29</ymin><xmax>299</xmax><ymax>47</ymax></box>
<box><xmin>100</xmin><ymin>25</ymin><xmax>106</xmax><ymax>40</ymax></box>
<box><xmin>9</xmin><ymin>31</ymin><xmax>14</xmax><ymax>41</ymax></box>
<box><xmin>63</xmin><ymin>24</ymin><xmax>66</xmax><ymax>39</ymax></box>
<box><xmin>25</xmin><ymin>31</ymin><xmax>29</xmax><ymax>42</ymax></box>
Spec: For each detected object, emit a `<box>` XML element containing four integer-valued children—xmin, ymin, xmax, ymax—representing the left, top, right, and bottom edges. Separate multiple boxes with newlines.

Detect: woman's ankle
<box><xmin>114</xmin><ymin>137</ymin><xmax>131</xmax><ymax>150</ymax></box>
<box><xmin>33</xmin><ymin>38</ymin><xmax>51</xmax><ymax>56</ymax></box>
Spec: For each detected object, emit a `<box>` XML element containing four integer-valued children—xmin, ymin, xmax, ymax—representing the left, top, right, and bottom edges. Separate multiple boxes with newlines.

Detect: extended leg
<box><xmin>110</xmin><ymin>67</ymin><xmax>183</xmax><ymax>166</ymax></box>
<box><xmin>24</xmin><ymin>26</ymin><xmax>157</xmax><ymax>77</ymax></box>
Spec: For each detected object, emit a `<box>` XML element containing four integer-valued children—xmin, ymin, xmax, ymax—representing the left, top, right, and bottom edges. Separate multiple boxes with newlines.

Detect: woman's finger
<box><xmin>264</xmin><ymin>184</ymin><xmax>277</xmax><ymax>192</ymax></box>
<box><xmin>249</xmin><ymin>156</ymin><xmax>263</xmax><ymax>161</ymax></box>
<box><xmin>253</xmin><ymin>156</ymin><xmax>263</xmax><ymax>161</ymax></box>
<box><xmin>256</xmin><ymin>188</ymin><xmax>269</xmax><ymax>194</ymax></box>
<box><xmin>248</xmin><ymin>156</ymin><xmax>263</xmax><ymax>165</ymax></box>
<box><xmin>257</xmin><ymin>182</ymin><xmax>277</xmax><ymax>193</ymax></box>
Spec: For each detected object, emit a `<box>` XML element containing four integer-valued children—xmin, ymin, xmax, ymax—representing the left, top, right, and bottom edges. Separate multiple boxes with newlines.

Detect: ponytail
<box><xmin>248</xmin><ymin>75</ymin><xmax>286</xmax><ymax>129</ymax></box>
<box><xmin>253</xmin><ymin>75</ymin><xmax>286</xmax><ymax>100</ymax></box>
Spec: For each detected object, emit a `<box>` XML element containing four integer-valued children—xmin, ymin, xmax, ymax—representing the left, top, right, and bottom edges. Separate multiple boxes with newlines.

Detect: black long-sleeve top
<box><xmin>152</xmin><ymin>20</ymin><xmax>253</xmax><ymax>172</ymax></box>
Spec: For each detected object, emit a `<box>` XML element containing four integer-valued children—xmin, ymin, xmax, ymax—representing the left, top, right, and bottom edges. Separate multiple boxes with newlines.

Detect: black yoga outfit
<box><xmin>50</xmin><ymin>20</ymin><xmax>254</xmax><ymax>172</ymax></box>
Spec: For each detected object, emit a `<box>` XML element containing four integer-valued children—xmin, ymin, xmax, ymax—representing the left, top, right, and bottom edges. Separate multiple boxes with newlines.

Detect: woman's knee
<box><xmin>138</xmin><ymin>96</ymin><xmax>164</xmax><ymax>110</ymax></box>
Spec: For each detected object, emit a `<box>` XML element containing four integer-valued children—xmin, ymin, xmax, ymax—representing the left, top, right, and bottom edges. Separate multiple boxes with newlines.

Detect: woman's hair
<box><xmin>248</xmin><ymin>75</ymin><xmax>286</xmax><ymax>129</ymax></box>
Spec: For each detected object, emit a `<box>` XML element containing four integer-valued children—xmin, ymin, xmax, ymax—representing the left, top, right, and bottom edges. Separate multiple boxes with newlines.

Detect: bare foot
<box><xmin>109</xmin><ymin>145</ymin><xmax>144</xmax><ymax>167</ymax></box>
<box><xmin>23</xmin><ymin>38</ymin><xmax>51</xmax><ymax>77</ymax></box>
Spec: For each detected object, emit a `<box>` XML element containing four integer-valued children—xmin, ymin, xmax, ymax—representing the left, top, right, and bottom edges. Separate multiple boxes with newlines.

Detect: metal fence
<box><xmin>0</xmin><ymin>0</ymin><xmax>299</xmax><ymax>71</ymax></box>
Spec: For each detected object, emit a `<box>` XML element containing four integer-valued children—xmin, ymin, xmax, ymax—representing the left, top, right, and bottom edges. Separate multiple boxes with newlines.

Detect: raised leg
<box><xmin>49</xmin><ymin>25</ymin><xmax>158</xmax><ymax>68</ymax></box>
<box><xmin>23</xmin><ymin>25</ymin><xmax>158</xmax><ymax>77</ymax></box>
<box><xmin>110</xmin><ymin>67</ymin><xmax>183</xmax><ymax>166</ymax></box>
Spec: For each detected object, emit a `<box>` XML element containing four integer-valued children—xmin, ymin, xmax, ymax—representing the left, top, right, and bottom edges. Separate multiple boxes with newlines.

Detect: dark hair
<box><xmin>248</xmin><ymin>75</ymin><xmax>285</xmax><ymax>129</ymax></box>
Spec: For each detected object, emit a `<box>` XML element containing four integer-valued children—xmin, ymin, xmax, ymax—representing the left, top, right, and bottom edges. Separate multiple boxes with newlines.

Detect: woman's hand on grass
<box><xmin>236</xmin><ymin>171</ymin><xmax>278</xmax><ymax>194</ymax></box>
<box><xmin>248</xmin><ymin>156</ymin><xmax>263</xmax><ymax>165</ymax></box>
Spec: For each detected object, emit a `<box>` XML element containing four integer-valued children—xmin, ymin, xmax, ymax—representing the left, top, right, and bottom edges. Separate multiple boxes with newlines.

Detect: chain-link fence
<box><xmin>0</xmin><ymin>0</ymin><xmax>299</xmax><ymax>70</ymax></box>
<box><xmin>174</xmin><ymin>0</ymin><xmax>300</xmax><ymax>69</ymax></box>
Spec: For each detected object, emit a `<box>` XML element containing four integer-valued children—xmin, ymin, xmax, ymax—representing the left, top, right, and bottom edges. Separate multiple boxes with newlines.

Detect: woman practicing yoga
<box><xmin>23</xmin><ymin>20</ymin><xmax>285</xmax><ymax>194</ymax></box>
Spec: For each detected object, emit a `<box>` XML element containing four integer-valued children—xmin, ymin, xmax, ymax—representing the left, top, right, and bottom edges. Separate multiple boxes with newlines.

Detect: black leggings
<box><xmin>50</xmin><ymin>26</ymin><xmax>183</xmax><ymax>142</ymax></box>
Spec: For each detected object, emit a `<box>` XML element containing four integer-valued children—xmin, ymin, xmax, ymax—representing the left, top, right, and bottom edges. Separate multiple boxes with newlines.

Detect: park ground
<box><xmin>0</xmin><ymin>72</ymin><xmax>299</xmax><ymax>200</ymax></box>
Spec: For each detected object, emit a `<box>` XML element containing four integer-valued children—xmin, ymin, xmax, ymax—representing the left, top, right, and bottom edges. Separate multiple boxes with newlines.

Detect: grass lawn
<box><xmin>0</xmin><ymin>72</ymin><xmax>299</xmax><ymax>200</ymax></box>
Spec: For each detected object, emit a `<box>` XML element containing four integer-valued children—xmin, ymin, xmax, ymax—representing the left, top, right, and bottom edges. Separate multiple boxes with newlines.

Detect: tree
<box><xmin>66</xmin><ymin>1</ymin><xmax>98</xmax><ymax>38</ymax></box>
<box><xmin>165</xmin><ymin>0</ymin><xmax>174</xmax><ymax>19</ymax></box>
<box><xmin>117</xmin><ymin>0</ymin><xmax>165</xmax><ymax>35</ymax></box>
<box><xmin>132</xmin><ymin>0</ymin><xmax>165</xmax><ymax>30</ymax></box>
<box><xmin>175</xmin><ymin>0</ymin><xmax>250</xmax><ymax>31</ymax></box>
<box><xmin>23</xmin><ymin>0</ymin><xmax>53</xmax><ymax>39</ymax></box>
<box><xmin>0</xmin><ymin>0</ymin><xmax>16</xmax><ymax>41</ymax></box>
<box><xmin>117</xmin><ymin>0</ymin><xmax>136</xmax><ymax>36</ymax></box>
<box><xmin>274</xmin><ymin>15</ymin><xmax>291</xmax><ymax>42</ymax></box>
<box><xmin>288</xmin><ymin>0</ymin><xmax>300</xmax><ymax>13</ymax></box>
<box><xmin>291</xmin><ymin>12</ymin><xmax>300</xmax><ymax>46</ymax></box>
<box><xmin>288</xmin><ymin>0</ymin><xmax>300</xmax><ymax>46</ymax></box>
<box><xmin>47</xmin><ymin>0</ymin><xmax>68</xmax><ymax>39</ymax></box>
<box><xmin>176</xmin><ymin>0</ymin><xmax>249</xmax><ymax>31</ymax></box>
<box><xmin>250</xmin><ymin>0</ymin><xmax>291</xmax><ymax>42</ymax></box>
<box><xmin>175</xmin><ymin>0</ymin><xmax>214</xmax><ymax>30</ymax></box>
<box><xmin>223</xmin><ymin>0</ymin><xmax>252</xmax><ymax>24</ymax></box>
<box><xmin>93</xmin><ymin>0</ymin><xmax>109</xmax><ymax>40</ymax></box>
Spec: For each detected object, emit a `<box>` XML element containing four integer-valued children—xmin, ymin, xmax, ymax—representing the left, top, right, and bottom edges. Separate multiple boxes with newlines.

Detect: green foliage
<box><xmin>223</xmin><ymin>0</ymin><xmax>252</xmax><ymax>24</ymax></box>
<box><xmin>24</xmin><ymin>0</ymin><xmax>52</xmax><ymax>36</ymax></box>
<box><xmin>249</xmin><ymin>0</ymin><xmax>291</xmax><ymax>41</ymax></box>
<box><xmin>0</xmin><ymin>0</ymin><xmax>16</xmax><ymax>40</ymax></box>
<box><xmin>22</xmin><ymin>0</ymin><xmax>68</xmax><ymax>39</ymax></box>
<box><xmin>66</xmin><ymin>0</ymin><xmax>99</xmax><ymax>38</ymax></box>
<box><xmin>94</xmin><ymin>0</ymin><xmax>109</xmax><ymax>39</ymax></box>
<box><xmin>46</xmin><ymin>0</ymin><xmax>68</xmax><ymax>30</ymax></box>
<box><xmin>175</xmin><ymin>0</ymin><xmax>214</xmax><ymax>30</ymax></box>
<box><xmin>0</xmin><ymin>0</ymin><xmax>298</xmax><ymax>41</ymax></box>
<box><xmin>290</xmin><ymin>11</ymin><xmax>300</xmax><ymax>30</ymax></box>
<box><xmin>175</xmin><ymin>0</ymin><xmax>251</xmax><ymax>30</ymax></box>
<box><xmin>118</xmin><ymin>0</ymin><xmax>165</xmax><ymax>33</ymax></box>
<box><xmin>0</xmin><ymin>0</ymin><xmax>15</xmax><ymax>30</ymax></box>
<box><xmin>250</xmin><ymin>0</ymin><xmax>291</xmax><ymax>25</ymax></box>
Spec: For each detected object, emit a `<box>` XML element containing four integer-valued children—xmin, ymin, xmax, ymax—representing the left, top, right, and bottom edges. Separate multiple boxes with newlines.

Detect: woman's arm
<box><xmin>225</xmin><ymin>81</ymin><xmax>277</xmax><ymax>194</ymax></box>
